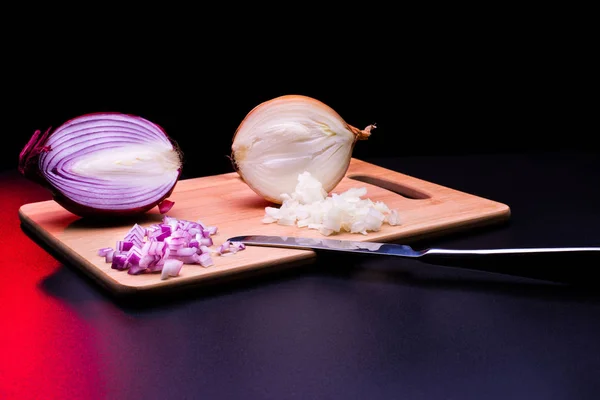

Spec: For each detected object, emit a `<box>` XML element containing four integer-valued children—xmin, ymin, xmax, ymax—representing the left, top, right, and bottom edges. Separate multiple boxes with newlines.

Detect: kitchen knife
<box><xmin>227</xmin><ymin>235</ymin><xmax>600</xmax><ymax>284</ymax></box>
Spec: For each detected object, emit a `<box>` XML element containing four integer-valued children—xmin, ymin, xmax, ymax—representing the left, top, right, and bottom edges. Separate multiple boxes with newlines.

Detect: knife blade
<box><xmin>227</xmin><ymin>235</ymin><xmax>600</xmax><ymax>284</ymax></box>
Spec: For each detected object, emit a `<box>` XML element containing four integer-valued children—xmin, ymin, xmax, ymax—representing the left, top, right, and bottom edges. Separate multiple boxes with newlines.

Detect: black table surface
<box><xmin>2</xmin><ymin>151</ymin><xmax>600</xmax><ymax>400</ymax></box>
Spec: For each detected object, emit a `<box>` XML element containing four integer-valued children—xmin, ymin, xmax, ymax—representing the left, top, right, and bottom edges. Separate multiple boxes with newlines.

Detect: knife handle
<box><xmin>418</xmin><ymin>247</ymin><xmax>600</xmax><ymax>285</ymax></box>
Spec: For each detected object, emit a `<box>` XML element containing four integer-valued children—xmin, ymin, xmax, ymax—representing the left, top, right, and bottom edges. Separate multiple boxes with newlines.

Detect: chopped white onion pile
<box><xmin>98</xmin><ymin>216</ymin><xmax>246</xmax><ymax>280</ymax></box>
<box><xmin>263</xmin><ymin>171</ymin><xmax>402</xmax><ymax>236</ymax></box>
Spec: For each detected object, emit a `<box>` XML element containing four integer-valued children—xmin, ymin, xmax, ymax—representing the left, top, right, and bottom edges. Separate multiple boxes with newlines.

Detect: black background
<box><xmin>3</xmin><ymin>15</ymin><xmax>594</xmax><ymax>178</ymax></box>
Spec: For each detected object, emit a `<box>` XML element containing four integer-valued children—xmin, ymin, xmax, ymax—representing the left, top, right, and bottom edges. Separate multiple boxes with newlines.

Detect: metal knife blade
<box><xmin>227</xmin><ymin>235</ymin><xmax>600</xmax><ymax>284</ymax></box>
<box><xmin>227</xmin><ymin>235</ymin><xmax>423</xmax><ymax>257</ymax></box>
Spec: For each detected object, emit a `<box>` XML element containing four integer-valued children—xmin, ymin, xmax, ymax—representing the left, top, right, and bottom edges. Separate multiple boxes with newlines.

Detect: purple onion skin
<box><xmin>18</xmin><ymin>112</ymin><xmax>182</xmax><ymax>219</ymax></box>
<box><xmin>47</xmin><ymin>180</ymin><xmax>180</xmax><ymax>219</ymax></box>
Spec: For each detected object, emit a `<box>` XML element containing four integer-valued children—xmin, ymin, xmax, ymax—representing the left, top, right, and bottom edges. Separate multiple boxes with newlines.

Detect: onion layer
<box><xmin>19</xmin><ymin>112</ymin><xmax>183</xmax><ymax>218</ymax></box>
<box><xmin>231</xmin><ymin>95</ymin><xmax>374</xmax><ymax>204</ymax></box>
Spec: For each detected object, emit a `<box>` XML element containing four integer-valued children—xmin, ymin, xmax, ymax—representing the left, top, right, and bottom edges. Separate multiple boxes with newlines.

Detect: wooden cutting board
<box><xmin>18</xmin><ymin>158</ymin><xmax>510</xmax><ymax>297</ymax></box>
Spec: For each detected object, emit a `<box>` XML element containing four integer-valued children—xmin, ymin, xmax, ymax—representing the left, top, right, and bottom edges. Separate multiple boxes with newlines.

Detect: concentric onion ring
<box><xmin>19</xmin><ymin>112</ymin><xmax>183</xmax><ymax>218</ymax></box>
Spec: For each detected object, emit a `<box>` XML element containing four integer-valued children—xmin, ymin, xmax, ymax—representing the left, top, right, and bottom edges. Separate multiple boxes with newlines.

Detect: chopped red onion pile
<box><xmin>98</xmin><ymin>216</ymin><xmax>245</xmax><ymax>280</ymax></box>
<box><xmin>18</xmin><ymin>112</ymin><xmax>183</xmax><ymax>218</ymax></box>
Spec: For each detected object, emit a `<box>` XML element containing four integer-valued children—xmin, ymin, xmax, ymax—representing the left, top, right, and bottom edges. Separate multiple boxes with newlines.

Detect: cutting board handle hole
<box><xmin>348</xmin><ymin>175</ymin><xmax>431</xmax><ymax>200</ymax></box>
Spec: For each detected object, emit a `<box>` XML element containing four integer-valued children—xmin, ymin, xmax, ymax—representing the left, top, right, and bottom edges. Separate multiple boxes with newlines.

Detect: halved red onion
<box><xmin>18</xmin><ymin>112</ymin><xmax>183</xmax><ymax>218</ymax></box>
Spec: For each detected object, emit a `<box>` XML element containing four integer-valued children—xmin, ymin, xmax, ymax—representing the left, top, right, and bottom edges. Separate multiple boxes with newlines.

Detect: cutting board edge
<box><xmin>19</xmin><ymin>207</ymin><xmax>126</xmax><ymax>295</ymax></box>
<box><xmin>398</xmin><ymin>204</ymin><xmax>510</xmax><ymax>243</ymax></box>
<box><xmin>111</xmin><ymin>251</ymin><xmax>320</xmax><ymax>297</ymax></box>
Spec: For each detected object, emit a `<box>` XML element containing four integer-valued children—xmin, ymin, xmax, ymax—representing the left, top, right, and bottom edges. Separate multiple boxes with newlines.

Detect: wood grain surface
<box><xmin>18</xmin><ymin>158</ymin><xmax>510</xmax><ymax>297</ymax></box>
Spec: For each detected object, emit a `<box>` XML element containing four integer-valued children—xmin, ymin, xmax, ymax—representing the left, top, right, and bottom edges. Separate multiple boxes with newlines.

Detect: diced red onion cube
<box><xmin>217</xmin><ymin>241</ymin><xmax>231</xmax><ymax>254</ymax></box>
<box><xmin>160</xmin><ymin>224</ymin><xmax>172</xmax><ymax>233</ymax></box>
<box><xmin>128</xmin><ymin>263</ymin><xmax>147</xmax><ymax>275</ymax></box>
<box><xmin>105</xmin><ymin>249</ymin><xmax>115</xmax><ymax>263</ymax></box>
<box><xmin>116</xmin><ymin>240</ymin><xmax>134</xmax><ymax>252</ymax></box>
<box><xmin>147</xmin><ymin>258</ymin><xmax>165</xmax><ymax>272</ymax></box>
<box><xmin>111</xmin><ymin>254</ymin><xmax>128</xmax><ymax>270</ymax></box>
<box><xmin>198</xmin><ymin>252</ymin><xmax>214</xmax><ymax>267</ymax></box>
<box><xmin>198</xmin><ymin>237</ymin><xmax>213</xmax><ymax>247</ymax></box>
<box><xmin>166</xmin><ymin>238</ymin><xmax>186</xmax><ymax>251</ymax></box>
<box><xmin>125</xmin><ymin>223</ymin><xmax>146</xmax><ymax>239</ymax></box>
<box><xmin>171</xmin><ymin>254</ymin><xmax>198</xmax><ymax>264</ymax></box>
<box><xmin>97</xmin><ymin>247</ymin><xmax>113</xmax><ymax>257</ymax></box>
<box><xmin>139</xmin><ymin>254</ymin><xmax>156</xmax><ymax>268</ymax></box>
<box><xmin>187</xmin><ymin>227</ymin><xmax>200</xmax><ymax>236</ymax></box>
<box><xmin>170</xmin><ymin>230</ymin><xmax>188</xmax><ymax>239</ymax></box>
<box><xmin>232</xmin><ymin>242</ymin><xmax>246</xmax><ymax>251</ymax></box>
<box><xmin>176</xmin><ymin>247</ymin><xmax>197</xmax><ymax>257</ymax></box>
<box><xmin>161</xmin><ymin>259</ymin><xmax>184</xmax><ymax>280</ymax></box>
<box><xmin>125</xmin><ymin>246</ymin><xmax>143</xmax><ymax>266</ymax></box>
<box><xmin>153</xmin><ymin>230</ymin><xmax>171</xmax><ymax>241</ymax></box>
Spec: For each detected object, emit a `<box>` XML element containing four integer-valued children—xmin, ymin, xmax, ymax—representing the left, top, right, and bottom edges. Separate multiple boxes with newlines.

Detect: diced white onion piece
<box><xmin>262</xmin><ymin>171</ymin><xmax>402</xmax><ymax>235</ymax></box>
